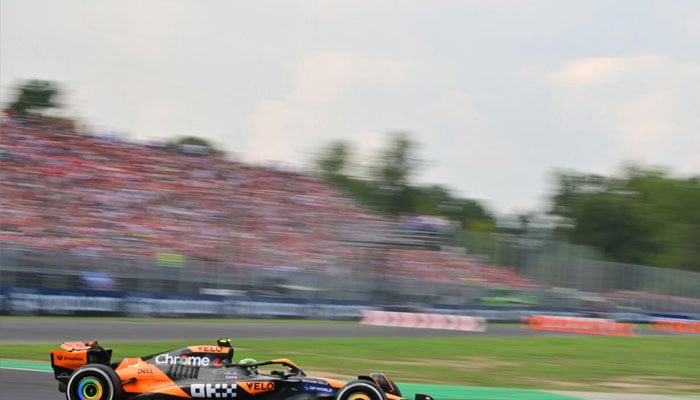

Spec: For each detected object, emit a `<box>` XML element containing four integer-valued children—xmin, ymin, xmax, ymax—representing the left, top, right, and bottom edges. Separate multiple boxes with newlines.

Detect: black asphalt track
<box><xmin>0</xmin><ymin>318</ymin><xmax>562</xmax><ymax>344</ymax></box>
<box><xmin>1</xmin><ymin>369</ymin><xmax>55</xmax><ymax>399</ymax></box>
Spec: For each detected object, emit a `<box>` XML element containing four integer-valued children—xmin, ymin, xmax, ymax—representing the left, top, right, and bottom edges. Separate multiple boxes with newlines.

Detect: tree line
<box><xmin>550</xmin><ymin>167</ymin><xmax>700</xmax><ymax>271</ymax></box>
<box><xmin>313</xmin><ymin>135</ymin><xmax>700</xmax><ymax>273</ymax></box>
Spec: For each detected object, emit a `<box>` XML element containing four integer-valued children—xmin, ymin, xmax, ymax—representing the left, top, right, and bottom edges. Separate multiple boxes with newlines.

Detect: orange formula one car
<box><xmin>50</xmin><ymin>339</ymin><xmax>433</xmax><ymax>400</ymax></box>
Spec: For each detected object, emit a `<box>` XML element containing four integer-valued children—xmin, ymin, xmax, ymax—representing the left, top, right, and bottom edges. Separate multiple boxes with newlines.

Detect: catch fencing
<box><xmin>1</xmin><ymin>243</ymin><xmax>700</xmax><ymax>318</ymax></box>
<box><xmin>455</xmin><ymin>232</ymin><xmax>700</xmax><ymax>315</ymax></box>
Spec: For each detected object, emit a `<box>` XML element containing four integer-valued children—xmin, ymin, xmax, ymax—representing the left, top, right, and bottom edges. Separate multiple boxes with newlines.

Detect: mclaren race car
<box><xmin>50</xmin><ymin>339</ymin><xmax>433</xmax><ymax>400</ymax></box>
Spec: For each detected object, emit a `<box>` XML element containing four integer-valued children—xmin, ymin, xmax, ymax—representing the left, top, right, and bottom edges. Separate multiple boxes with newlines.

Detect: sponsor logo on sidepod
<box><xmin>301</xmin><ymin>383</ymin><xmax>335</xmax><ymax>394</ymax></box>
<box><xmin>192</xmin><ymin>346</ymin><xmax>225</xmax><ymax>353</ymax></box>
<box><xmin>56</xmin><ymin>355</ymin><xmax>85</xmax><ymax>362</ymax></box>
<box><xmin>155</xmin><ymin>354</ymin><xmax>211</xmax><ymax>366</ymax></box>
<box><xmin>242</xmin><ymin>382</ymin><xmax>275</xmax><ymax>394</ymax></box>
<box><xmin>191</xmin><ymin>383</ymin><xmax>236</xmax><ymax>398</ymax></box>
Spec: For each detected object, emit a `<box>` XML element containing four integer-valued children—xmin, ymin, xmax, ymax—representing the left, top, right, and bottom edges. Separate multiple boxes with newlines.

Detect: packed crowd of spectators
<box><xmin>0</xmin><ymin>118</ymin><xmax>539</xmax><ymax>289</ymax></box>
<box><xmin>384</xmin><ymin>249</ymin><xmax>541</xmax><ymax>288</ymax></box>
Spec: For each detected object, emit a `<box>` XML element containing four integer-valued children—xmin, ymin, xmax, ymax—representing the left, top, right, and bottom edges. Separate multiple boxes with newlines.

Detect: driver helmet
<box><xmin>216</xmin><ymin>338</ymin><xmax>234</xmax><ymax>363</ymax></box>
<box><xmin>239</xmin><ymin>358</ymin><xmax>259</xmax><ymax>374</ymax></box>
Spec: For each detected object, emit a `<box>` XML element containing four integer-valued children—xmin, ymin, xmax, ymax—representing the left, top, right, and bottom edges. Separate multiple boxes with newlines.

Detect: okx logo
<box><xmin>191</xmin><ymin>383</ymin><xmax>237</xmax><ymax>399</ymax></box>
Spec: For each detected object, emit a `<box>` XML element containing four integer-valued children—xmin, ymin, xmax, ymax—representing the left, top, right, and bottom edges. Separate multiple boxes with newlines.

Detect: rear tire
<box><xmin>336</xmin><ymin>380</ymin><xmax>385</xmax><ymax>400</ymax></box>
<box><xmin>66</xmin><ymin>364</ymin><xmax>123</xmax><ymax>400</ymax></box>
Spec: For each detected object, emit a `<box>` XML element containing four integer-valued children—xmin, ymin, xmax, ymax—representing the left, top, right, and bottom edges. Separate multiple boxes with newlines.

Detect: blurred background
<box><xmin>1</xmin><ymin>99</ymin><xmax>698</xmax><ymax>319</ymax></box>
<box><xmin>1</xmin><ymin>1</ymin><xmax>699</xmax><ymax>320</ymax></box>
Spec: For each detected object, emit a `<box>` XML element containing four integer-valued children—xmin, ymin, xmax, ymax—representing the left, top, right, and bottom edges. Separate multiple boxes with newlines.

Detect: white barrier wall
<box><xmin>360</xmin><ymin>310</ymin><xmax>487</xmax><ymax>332</ymax></box>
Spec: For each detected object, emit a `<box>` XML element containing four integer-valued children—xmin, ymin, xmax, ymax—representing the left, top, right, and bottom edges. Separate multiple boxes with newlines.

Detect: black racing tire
<box><xmin>335</xmin><ymin>380</ymin><xmax>386</xmax><ymax>400</ymax></box>
<box><xmin>66</xmin><ymin>364</ymin><xmax>123</xmax><ymax>400</ymax></box>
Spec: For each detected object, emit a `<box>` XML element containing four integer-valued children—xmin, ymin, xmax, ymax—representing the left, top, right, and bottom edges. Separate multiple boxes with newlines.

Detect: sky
<box><xmin>2</xmin><ymin>0</ymin><xmax>699</xmax><ymax>215</ymax></box>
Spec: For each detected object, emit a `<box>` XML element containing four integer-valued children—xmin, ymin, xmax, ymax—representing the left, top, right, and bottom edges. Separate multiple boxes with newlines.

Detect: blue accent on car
<box><xmin>300</xmin><ymin>383</ymin><xmax>336</xmax><ymax>395</ymax></box>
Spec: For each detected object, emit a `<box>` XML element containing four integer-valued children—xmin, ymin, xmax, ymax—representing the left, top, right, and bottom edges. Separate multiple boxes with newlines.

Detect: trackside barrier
<box><xmin>0</xmin><ymin>288</ymin><xmax>365</xmax><ymax>319</ymax></box>
<box><xmin>524</xmin><ymin>315</ymin><xmax>636</xmax><ymax>336</ymax></box>
<box><xmin>652</xmin><ymin>319</ymin><xmax>700</xmax><ymax>334</ymax></box>
<box><xmin>360</xmin><ymin>310</ymin><xmax>486</xmax><ymax>332</ymax></box>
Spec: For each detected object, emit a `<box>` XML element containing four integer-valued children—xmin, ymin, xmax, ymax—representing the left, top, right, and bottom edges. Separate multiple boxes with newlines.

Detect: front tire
<box><xmin>336</xmin><ymin>380</ymin><xmax>386</xmax><ymax>400</ymax></box>
<box><xmin>66</xmin><ymin>364</ymin><xmax>123</xmax><ymax>400</ymax></box>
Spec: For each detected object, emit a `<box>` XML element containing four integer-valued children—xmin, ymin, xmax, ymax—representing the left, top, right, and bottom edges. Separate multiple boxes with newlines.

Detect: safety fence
<box><xmin>0</xmin><ymin>287</ymin><xmax>369</xmax><ymax>319</ymax></box>
<box><xmin>456</xmin><ymin>232</ymin><xmax>700</xmax><ymax>306</ymax></box>
<box><xmin>2</xmin><ymin>244</ymin><xmax>700</xmax><ymax>317</ymax></box>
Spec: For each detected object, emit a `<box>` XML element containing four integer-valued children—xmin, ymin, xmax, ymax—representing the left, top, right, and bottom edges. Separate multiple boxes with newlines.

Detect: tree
<box><xmin>549</xmin><ymin>167</ymin><xmax>700</xmax><ymax>271</ymax></box>
<box><xmin>412</xmin><ymin>185</ymin><xmax>495</xmax><ymax>230</ymax></box>
<box><xmin>176</xmin><ymin>136</ymin><xmax>211</xmax><ymax>147</ymax></box>
<box><xmin>314</xmin><ymin>140</ymin><xmax>352</xmax><ymax>183</ymax></box>
<box><xmin>169</xmin><ymin>136</ymin><xmax>217</xmax><ymax>155</ymax></box>
<box><xmin>371</xmin><ymin>132</ymin><xmax>418</xmax><ymax>188</ymax></box>
<box><xmin>311</xmin><ymin>133</ymin><xmax>496</xmax><ymax>232</ymax></box>
<box><xmin>8</xmin><ymin>79</ymin><xmax>61</xmax><ymax>116</ymax></box>
<box><xmin>411</xmin><ymin>185</ymin><xmax>452</xmax><ymax>215</ymax></box>
<box><xmin>370</xmin><ymin>132</ymin><xmax>422</xmax><ymax>214</ymax></box>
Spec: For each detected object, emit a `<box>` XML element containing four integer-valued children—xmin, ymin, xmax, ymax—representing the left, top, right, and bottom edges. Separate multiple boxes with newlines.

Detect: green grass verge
<box><xmin>2</xmin><ymin>336</ymin><xmax>699</xmax><ymax>395</ymax></box>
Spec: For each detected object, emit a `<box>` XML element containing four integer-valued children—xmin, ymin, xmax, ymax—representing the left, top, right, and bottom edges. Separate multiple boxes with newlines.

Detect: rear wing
<box><xmin>51</xmin><ymin>341</ymin><xmax>113</xmax><ymax>388</ymax></box>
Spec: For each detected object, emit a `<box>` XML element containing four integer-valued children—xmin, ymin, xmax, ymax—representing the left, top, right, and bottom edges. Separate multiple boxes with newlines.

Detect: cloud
<box><xmin>246</xmin><ymin>52</ymin><xmax>413</xmax><ymax>164</ymax></box>
<box><xmin>548</xmin><ymin>55</ymin><xmax>700</xmax><ymax>174</ymax></box>
<box><xmin>289</xmin><ymin>52</ymin><xmax>412</xmax><ymax>105</ymax></box>
<box><xmin>550</xmin><ymin>55</ymin><xmax>681</xmax><ymax>88</ymax></box>
<box><xmin>410</xmin><ymin>90</ymin><xmax>541</xmax><ymax>211</ymax></box>
<box><xmin>551</xmin><ymin>57</ymin><xmax>623</xmax><ymax>87</ymax></box>
<box><xmin>614</xmin><ymin>92</ymin><xmax>673</xmax><ymax>156</ymax></box>
<box><xmin>248</xmin><ymin>99</ymin><xmax>311</xmax><ymax>164</ymax></box>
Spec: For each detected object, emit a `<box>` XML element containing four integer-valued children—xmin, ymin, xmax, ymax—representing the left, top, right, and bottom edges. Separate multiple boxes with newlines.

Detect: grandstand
<box><xmin>0</xmin><ymin>119</ymin><xmax>540</xmax><ymax>297</ymax></box>
<box><xmin>2</xmin><ymin>118</ymin><xmax>699</xmax><ymax>316</ymax></box>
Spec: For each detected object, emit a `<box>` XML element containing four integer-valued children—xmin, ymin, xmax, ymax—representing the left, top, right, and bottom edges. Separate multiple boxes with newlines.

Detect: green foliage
<box><xmin>370</xmin><ymin>132</ymin><xmax>422</xmax><ymax>214</ymax></box>
<box><xmin>177</xmin><ymin>136</ymin><xmax>211</xmax><ymax>147</ymax></box>
<box><xmin>313</xmin><ymin>133</ymin><xmax>496</xmax><ymax>231</ymax></box>
<box><xmin>550</xmin><ymin>167</ymin><xmax>700</xmax><ymax>271</ymax></box>
<box><xmin>167</xmin><ymin>136</ymin><xmax>217</xmax><ymax>155</ymax></box>
<box><xmin>8</xmin><ymin>79</ymin><xmax>61</xmax><ymax>115</ymax></box>
<box><xmin>370</xmin><ymin>132</ymin><xmax>417</xmax><ymax>187</ymax></box>
<box><xmin>316</xmin><ymin>140</ymin><xmax>352</xmax><ymax>181</ymax></box>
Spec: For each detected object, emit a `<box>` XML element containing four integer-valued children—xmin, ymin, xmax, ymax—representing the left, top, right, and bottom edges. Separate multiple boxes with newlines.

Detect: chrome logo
<box><xmin>77</xmin><ymin>377</ymin><xmax>103</xmax><ymax>400</ymax></box>
<box><xmin>155</xmin><ymin>353</ymin><xmax>211</xmax><ymax>366</ymax></box>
